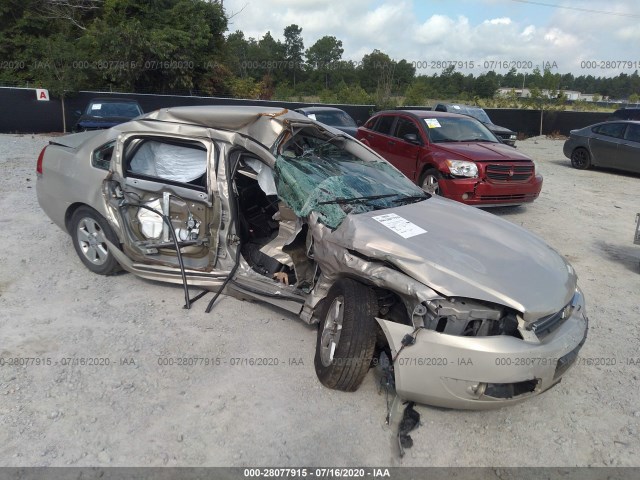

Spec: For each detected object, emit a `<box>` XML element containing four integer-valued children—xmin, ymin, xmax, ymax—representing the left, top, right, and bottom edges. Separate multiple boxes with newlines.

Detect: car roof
<box><xmin>133</xmin><ymin>105</ymin><xmax>327</xmax><ymax>149</ymax></box>
<box><xmin>296</xmin><ymin>106</ymin><xmax>348</xmax><ymax>113</ymax></box>
<box><xmin>594</xmin><ymin>120</ymin><xmax>640</xmax><ymax>125</ymax></box>
<box><xmin>375</xmin><ymin>110</ymin><xmax>471</xmax><ymax>120</ymax></box>
<box><xmin>437</xmin><ymin>103</ymin><xmax>482</xmax><ymax>109</ymax></box>
<box><xmin>87</xmin><ymin>97</ymin><xmax>140</xmax><ymax>104</ymax></box>
<box><xmin>142</xmin><ymin>105</ymin><xmax>309</xmax><ymax>128</ymax></box>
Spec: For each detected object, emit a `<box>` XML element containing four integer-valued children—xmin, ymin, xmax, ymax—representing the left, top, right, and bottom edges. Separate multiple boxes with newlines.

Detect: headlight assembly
<box><xmin>445</xmin><ymin>159</ymin><xmax>478</xmax><ymax>177</ymax></box>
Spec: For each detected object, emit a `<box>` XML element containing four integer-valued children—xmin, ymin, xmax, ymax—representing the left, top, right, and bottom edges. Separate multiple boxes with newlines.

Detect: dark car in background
<box><xmin>357</xmin><ymin>110</ymin><xmax>542</xmax><ymax>206</ymax></box>
<box><xmin>608</xmin><ymin>108</ymin><xmax>640</xmax><ymax>121</ymax></box>
<box><xmin>295</xmin><ymin>106</ymin><xmax>359</xmax><ymax>136</ymax></box>
<box><xmin>434</xmin><ymin>103</ymin><xmax>517</xmax><ymax>146</ymax></box>
<box><xmin>563</xmin><ymin>120</ymin><xmax>640</xmax><ymax>173</ymax></box>
<box><xmin>74</xmin><ymin>98</ymin><xmax>143</xmax><ymax>132</ymax></box>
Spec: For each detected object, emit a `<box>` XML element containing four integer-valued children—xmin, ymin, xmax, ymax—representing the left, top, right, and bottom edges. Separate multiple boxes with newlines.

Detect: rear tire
<box><xmin>70</xmin><ymin>206</ymin><xmax>122</xmax><ymax>275</ymax></box>
<box><xmin>314</xmin><ymin>278</ymin><xmax>378</xmax><ymax>392</ymax></box>
<box><xmin>570</xmin><ymin>148</ymin><xmax>591</xmax><ymax>170</ymax></box>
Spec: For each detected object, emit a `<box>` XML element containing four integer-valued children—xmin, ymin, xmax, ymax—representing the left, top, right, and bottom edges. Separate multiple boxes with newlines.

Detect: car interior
<box><xmin>230</xmin><ymin>151</ymin><xmax>315</xmax><ymax>290</ymax></box>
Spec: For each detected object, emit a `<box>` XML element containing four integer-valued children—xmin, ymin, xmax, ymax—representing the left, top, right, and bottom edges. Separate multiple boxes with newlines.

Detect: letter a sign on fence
<box><xmin>36</xmin><ymin>89</ymin><xmax>50</xmax><ymax>101</ymax></box>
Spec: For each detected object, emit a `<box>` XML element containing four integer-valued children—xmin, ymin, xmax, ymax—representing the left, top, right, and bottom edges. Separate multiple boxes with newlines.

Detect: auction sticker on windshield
<box><xmin>372</xmin><ymin>213</ymin><xmax>427</xmax><ymax>238</ymax></box>
<box><xmin>424</xmin><ymin>118</ymin><xmax>441</xmax><ymax>128</ymax></box>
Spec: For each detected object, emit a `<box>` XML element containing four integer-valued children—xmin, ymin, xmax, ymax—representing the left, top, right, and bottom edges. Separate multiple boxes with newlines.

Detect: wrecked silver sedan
<box><xmin>36</xmin><ymin>106</ymin><xmax>588</xmax><ymax>409</ymax></box>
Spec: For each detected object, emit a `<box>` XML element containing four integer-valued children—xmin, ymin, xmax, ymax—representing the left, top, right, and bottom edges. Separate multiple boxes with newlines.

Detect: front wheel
<box><xmin>314</xmin><ymin>278</ymin><xmax>378</xmax><ymax>392</ymax></box>
<box><xmin>70</xmin><ymin>206</ymin><xmax>122</xmax><ymax>275</ymax></box>
<box><xmin>419</xmin><ymin>168</ymin><xmax>442</xmax><ymax>195</ymax></box>
<box><xmin>570</xmin><ymin>148</ymin><xmax>591</xmax><ymax>170</ymax></box>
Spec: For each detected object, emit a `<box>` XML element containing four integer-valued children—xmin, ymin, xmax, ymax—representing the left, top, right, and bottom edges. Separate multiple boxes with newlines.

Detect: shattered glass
<box><xmin>274</xmin><ymin>138</ymin><xmax>425</xmax><ymax>229</ymax></box>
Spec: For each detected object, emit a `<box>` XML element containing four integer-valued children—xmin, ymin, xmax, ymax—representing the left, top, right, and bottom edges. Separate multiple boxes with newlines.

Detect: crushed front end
<box><xmin>377</xmin><ymin>289</ymin><xmax>588</xmax><ymax>409</ymax></box>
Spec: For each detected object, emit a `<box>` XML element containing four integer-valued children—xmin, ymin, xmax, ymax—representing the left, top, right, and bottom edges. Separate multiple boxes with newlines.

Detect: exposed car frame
<box><xmin>37</xmin><ymin>106</ymin><xmax>588</xmax><ymax>409</ymax></box>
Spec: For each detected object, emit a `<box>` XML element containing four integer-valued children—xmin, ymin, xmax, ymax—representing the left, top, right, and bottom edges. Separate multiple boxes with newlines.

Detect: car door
<box><xmin>618</xmin><ymin>123</ymin><xmax>640</xmax><ymax>173</ymax></box>
<box><xmin>103</xmin><ymin>131</ymin><xmax>222</xmax><ymax>282</ymax></box>
<box><xmin>359</xmin><ymin>115</ymin><xmax>397</xmax><ymax>162</ymax></box>
<box><xmin>589</xmin><ymin>123</ymin><xmax>626</xmax><ymax>167</ymax></box>
<box><xmin>385</xmin><ymin>116</ymin><xmax>423</xmax><ymax>181</ymax></box>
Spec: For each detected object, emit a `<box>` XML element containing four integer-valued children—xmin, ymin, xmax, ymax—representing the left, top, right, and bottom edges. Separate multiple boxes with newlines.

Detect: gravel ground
<box><xmin>0</xmin><ymin>133</ymin><xmax>639</xmax><ymax>468</ymax></box>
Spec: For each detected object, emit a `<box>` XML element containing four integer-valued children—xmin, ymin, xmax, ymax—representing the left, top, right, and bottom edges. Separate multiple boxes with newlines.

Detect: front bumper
<box><xmin>439</xmin><ymin>174</ymin><xmax>543</xmax><ymax>206</ymax></box>
<box><xmin>377</xmin><ymin>297</ymin><xmax>588</xmax><ymax>409</ymax></box>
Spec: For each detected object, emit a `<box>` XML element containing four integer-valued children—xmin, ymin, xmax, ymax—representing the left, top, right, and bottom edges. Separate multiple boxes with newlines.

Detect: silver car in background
<box><xmin>36</xmin><ymin>106</ymin><xmax>588</xmax><ymax>409</ymax></box>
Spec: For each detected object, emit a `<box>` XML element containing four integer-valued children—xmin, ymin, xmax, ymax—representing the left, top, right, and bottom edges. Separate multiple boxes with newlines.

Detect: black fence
<box><xmin>402</xmin><ymin>106</ymin><xmax>611</xmax><ymax>137</ymax></box>
<box><xmin>486</xmin><ymin>108</ymin><xmax>611</xmax><ymax>137</ymax></box>
<box><xmin>0</xmin><ymin>87</ymin><xmax>375</xmax><ymax>134</ymax></box>
<box><xmin>0</xmin><ymin>87</ymin><xmax>611</xmax><ymax>136</ymax></box>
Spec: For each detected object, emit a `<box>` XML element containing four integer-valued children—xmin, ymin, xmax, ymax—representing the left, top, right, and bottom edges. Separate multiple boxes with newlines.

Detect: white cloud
<box><xmin>223</xmin><ymin>0</ymin><xmax>639</xmax><ymax>76</ymax></box>
<box><xmin>484</xmin><ymin>17</ymin><xmax>511</xmax><ymax>25</ymax></box>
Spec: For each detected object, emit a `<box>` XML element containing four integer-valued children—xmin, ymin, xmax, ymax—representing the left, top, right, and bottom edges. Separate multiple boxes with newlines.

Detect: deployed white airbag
<box><xmin>130</xmin><ymin>141</ymin><xmax>207</xmax><ymax>183</ymax></box>
<box><xmin>138</xmin><ymin>199</ymin><xmax>163</xmax><ymax>239</ymax></box>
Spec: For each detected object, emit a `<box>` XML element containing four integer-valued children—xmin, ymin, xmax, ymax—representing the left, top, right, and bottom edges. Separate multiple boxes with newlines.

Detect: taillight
<box><xmin>36</xmin><ymin>146</ymin><xmax>47</xmax><ymax>175</ymax></box>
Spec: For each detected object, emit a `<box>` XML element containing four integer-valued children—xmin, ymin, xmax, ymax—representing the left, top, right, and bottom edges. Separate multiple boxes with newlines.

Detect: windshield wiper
<box><xmin>390</xmin><ymin>194</ymin><xmax>429</xmax><ymax>205</ymax></box>
<box><xmin>318</xmin><ymin>194</ymin><xmax>398</xmax><ymax>205</ymax></box>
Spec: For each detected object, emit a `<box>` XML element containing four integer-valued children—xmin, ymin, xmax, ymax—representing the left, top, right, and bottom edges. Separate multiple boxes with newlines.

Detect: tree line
<box><xmin>1</xmin><ymin>0</ymin><xmax>639</xmax><ymax>108</ymax></box>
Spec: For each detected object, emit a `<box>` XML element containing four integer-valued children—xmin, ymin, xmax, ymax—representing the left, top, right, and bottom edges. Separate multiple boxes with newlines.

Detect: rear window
<box><xmin>592</xmin><ymin>123</ymin><xmax>626</xmax><ymax>139</ymax></box>
<box><xmin>91</xmin><ymin>141</ymin><xmax>114</xmax><ymax>170</ymax></box>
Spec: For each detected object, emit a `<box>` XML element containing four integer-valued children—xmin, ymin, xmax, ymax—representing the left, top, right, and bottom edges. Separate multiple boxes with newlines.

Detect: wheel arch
<box><xmin>64</xmin><ymin>202</ymin><xmax>91</xmax><ymax>233</ymax></box>
<box><xmin>417</xmin><ymin>160</ymin><xmax>441</xmax><ymax>182</ymax></box>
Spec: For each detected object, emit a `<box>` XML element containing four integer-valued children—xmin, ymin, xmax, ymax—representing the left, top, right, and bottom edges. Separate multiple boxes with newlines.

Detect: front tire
<box><xmin>419</xmin><ymin>168</ymin><xmax>442</xmax><ymax>195</ymax></box>
<box><xmin>570</xmin><ymin>147</ymin><xmax>591</xmax><ymax>170</ymax></box>
<box><xmin>70</xmin><ymin>206</ymin><xmax>122</xmax><ymax>275</ymax></box>
<box><xmin>314</xmin><ymin>278</ymin><xmax>378</xmax><ymax>392</ymax></box>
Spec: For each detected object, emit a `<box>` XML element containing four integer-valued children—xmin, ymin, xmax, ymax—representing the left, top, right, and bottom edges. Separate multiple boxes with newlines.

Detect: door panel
<box><xmin>619</xmin><ymin>124</ymin><xmax>640</xmax><ymax>173</ymax></box>
<box><xmin>590</xmin><ymin>137</ymin><xmax>619</xmax><ymax>167</ymax></box>
<box><xmin>104</xmin><ymin>133</ymin><xmax>220</xmax><ymax>274</ymax></box>
<box><xmin>387</xmin><ymin>117</ymin><xmax>422</xmax><ymax>180</ymax></box>
<box><xmin>589</xmin><ymin>123</ymin><xmax>625</xmax><ymax>167</ymax></box>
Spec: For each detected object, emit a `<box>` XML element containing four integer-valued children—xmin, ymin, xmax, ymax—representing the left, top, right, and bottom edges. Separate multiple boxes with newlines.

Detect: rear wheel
<box><xmin>419</xmin><ymin>168</ymin><xmax>442</xmax><ymax>195</ymax></box>
<box><xmin>70</xmin><ymin>206</ymin><xmax>122</xmax><ymax>275</ymax></box>
<box><xmin>570</xmin><ymin>148</ymin><xmax>591</xmax><ymax>170</ymax></box>
<box><xmin>314</xmin><ymin>278</ymin><xmax>378</xmax><ymax>392</ymax></box>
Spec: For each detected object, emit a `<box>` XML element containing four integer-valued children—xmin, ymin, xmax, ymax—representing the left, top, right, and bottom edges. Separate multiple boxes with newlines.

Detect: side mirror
<box><xmin>403</xmin><ymin>133</ymin><xmax>422</xmax><ymax>145</ymax></box>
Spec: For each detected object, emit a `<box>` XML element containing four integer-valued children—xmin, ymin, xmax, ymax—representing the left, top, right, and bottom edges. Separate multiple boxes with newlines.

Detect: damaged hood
<box><xmin>331</xmin><ymin>198</ymin><xmax>576</xmax><ymax>322</ymax></box>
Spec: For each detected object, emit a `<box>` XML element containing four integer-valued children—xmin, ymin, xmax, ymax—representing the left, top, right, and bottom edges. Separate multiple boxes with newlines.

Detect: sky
<box><xmin>223</xmin><ymin>0</ymin><xmax>640</xmax><ymax>77</ymax></box>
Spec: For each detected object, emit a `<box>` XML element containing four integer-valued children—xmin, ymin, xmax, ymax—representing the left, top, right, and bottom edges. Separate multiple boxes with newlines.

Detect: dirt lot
<box><xmin>0</xmin><ymin>133</ymin><xmax>639</xmax><ymax>468</ymax></box>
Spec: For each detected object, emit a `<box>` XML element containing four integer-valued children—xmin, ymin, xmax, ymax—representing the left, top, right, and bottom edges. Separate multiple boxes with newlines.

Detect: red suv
<box><xmin>357</xmin><ymin>110</ymin><xmax>543</xmax><ymax>206</ymax></box>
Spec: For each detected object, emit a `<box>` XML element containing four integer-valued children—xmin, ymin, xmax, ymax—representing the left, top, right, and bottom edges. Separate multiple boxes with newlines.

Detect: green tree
<box><xmin>306</xmin><ymin>35</ymin><xmax>343</xmax><ymax>89</ymax></box>
<box><xmin>403</xmin><ymin>80</ymin><xmax>430</xmax><ymax>106</ymax></box>
<box><xmin>84</xmin><ymin>0</ymin><xmax>228</xmax><ymax>94</ymax></box>
<box><xmin>283</xmin><ymin>24</ymin><xmax>304</xmax><ymax>89</ymax></box>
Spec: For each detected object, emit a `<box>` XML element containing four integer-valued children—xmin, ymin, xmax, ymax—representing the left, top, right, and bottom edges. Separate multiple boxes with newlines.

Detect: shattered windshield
<box><xmin>274</xmin><ymin>132</ymin><xmax>427</xmax><ymax>229</ymax></box>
